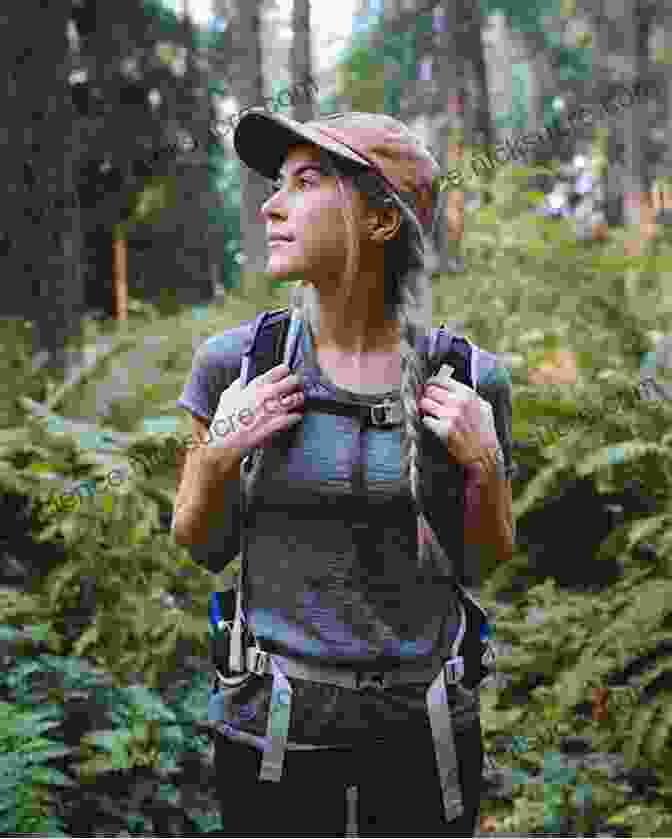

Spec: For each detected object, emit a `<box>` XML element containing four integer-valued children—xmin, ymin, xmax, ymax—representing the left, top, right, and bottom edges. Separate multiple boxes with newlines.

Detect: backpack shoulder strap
<box><xmin>240</xmin><ymin>308</ymin><xmax>292</xmax><ymax>386</ymax></box>
<box><xmin>425</xmin><ymin>325</ymin><xmax>476</xmax><ymax>390</ymax></box>
<box><xmin>421</xmin><ymin>325</ymin><xmax>480</xmax><ymax>588</ymax></box>
<box><xmin>231</xmin><ymin>309</ymin><xmax>292</xmax><ymax>673</ymax></box>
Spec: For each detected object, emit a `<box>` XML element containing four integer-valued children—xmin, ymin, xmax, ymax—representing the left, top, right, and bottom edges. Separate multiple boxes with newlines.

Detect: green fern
<box><xmin>0</xmin><ymin>702</ymin><xmax>73</xmax><ymax>835</ymax></box>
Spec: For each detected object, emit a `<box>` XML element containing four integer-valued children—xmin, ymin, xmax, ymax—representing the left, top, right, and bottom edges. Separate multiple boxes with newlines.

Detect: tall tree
<box><xmin>1</xmin><ymin>0</ymin><xmax>219</xmax><ymax>378</ymax></box>
<box><xmin>1</xmin><ymin>0</ymin><xmax>85</xmax><ymax>377</ymax></box>
<box><xmin>431</xmin><ymin>0</ymin><xmax>473</xmax><ymax>272</ymax></box>
<box><xmin>620</xmin><ymin>0</ymin><xmax>656</xmax><ymax>236</ymax></box>
<box><xmin>226</xmin><ymin>0</ymin><xmax>268</xmax><ymax>292</ymax></box>
<box><xmin>290</xmin><ymin>0</ymin><xmax>316</xmax><ymax>122</ymax></box>
<box><xmin>659</xmin><ymin>2</ymin><xmax>672</xmax><ymax>210</ymax></box>
<box><xmin>462</xmin><ymin>0</ymin><xmax>495</xmax><ymax>157</ymax></box>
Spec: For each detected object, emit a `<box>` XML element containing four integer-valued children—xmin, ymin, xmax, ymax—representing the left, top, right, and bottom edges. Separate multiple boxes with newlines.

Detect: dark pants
<box><xmin>212</xmin><ymin>712</ymin><xmax>483</xmax><ymax>837</ymax></box>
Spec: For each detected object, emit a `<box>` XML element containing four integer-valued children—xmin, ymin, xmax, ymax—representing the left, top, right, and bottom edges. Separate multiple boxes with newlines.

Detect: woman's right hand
<box><xmin>208</xmin><ymin>363</ymin><xmax>304</xmax><ymax>454</ymax></box>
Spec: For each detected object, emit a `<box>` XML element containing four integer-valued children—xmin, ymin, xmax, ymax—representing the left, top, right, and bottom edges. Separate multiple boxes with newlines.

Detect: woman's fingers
<box><xmin>259</xmin><ymin>363</ymin><xmax>291</xmax><ymax>382</ymax></box>
<box><xmin>208</xmin><ymin>364</ymin><xmax>305</xmax><ymax>451</ymax></box>
<box><xmin>257</xmin><ymin>363</ymin><xmax>302</xmax><ymax>389</ymax></box>
<box><xmin>260</xmin><ymin>395</ymin><xmax>303</xmax><ymax>417</ymax></box>
<box><xmin>419</xmin><ymin>395</ymin><xmax>446</xmax><ymax>418</ymax></box>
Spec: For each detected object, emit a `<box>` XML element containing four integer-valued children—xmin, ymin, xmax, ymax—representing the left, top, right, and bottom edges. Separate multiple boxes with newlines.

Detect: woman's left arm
<box><xmin>419</xmin><ymin>362</ymin><xmax>515</xmax><ymax>563</ymax></box>
<box><xmin>462</xmin><ymin>450</ymin><xmax>514</xmax><ymax>563</ymax></box>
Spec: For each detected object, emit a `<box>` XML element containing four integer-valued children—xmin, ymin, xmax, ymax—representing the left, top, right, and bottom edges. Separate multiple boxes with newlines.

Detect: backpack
<box><xmin>209</xmin><ymin>308</ymin><xmax>496</xmax><ymax>692</ymax></box>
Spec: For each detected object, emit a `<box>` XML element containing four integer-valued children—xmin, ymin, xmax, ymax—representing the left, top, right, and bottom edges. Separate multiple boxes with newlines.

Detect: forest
<box><xmin>0</xmin><ymin>0</ymin><xmax>671</xmax><ymax>835</ymax></box>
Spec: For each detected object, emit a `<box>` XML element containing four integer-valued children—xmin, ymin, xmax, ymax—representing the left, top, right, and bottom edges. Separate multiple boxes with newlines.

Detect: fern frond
<box><xmin>577</xmin><ymin>440</ymin><xmax>671</xmax><ymax>476</ymax></box>
<box><xmin>644</xmin><ymin>693</ymin><xmax>672</xmax><ymax>765</ymax></box>
<box><xmin>626</xmin><ymin>515</ymin><xmax>671</xmax><ymax>550</ymax></box>
<box><xmin>626</xmin><ymin>697</ymin><xmax>665</xmax><ymax>768</ymax></box>
<box><xmin>71</xmin><ymin>620</ymin><xmax>101</xmax><ymax>658</ymax></box>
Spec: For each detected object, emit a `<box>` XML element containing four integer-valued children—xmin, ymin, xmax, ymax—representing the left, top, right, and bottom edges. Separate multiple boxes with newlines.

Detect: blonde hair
<box><xmin>287</xmin><ymin>149</ymin><xmax>436</xmax><ymax>568</ymax></box>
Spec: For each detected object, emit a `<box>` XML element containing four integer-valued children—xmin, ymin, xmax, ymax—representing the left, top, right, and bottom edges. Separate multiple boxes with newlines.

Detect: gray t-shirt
<box><xmin>177</xmin><ymin>315</ymin><xmax>514</xmax><ymax>748</ymax></box>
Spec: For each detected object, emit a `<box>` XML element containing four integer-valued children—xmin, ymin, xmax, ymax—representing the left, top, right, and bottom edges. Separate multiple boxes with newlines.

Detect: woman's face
<box><xmin>260</xmin><ymin>144</ymin><xmax>363</xmax><ymax>291</ymax></box>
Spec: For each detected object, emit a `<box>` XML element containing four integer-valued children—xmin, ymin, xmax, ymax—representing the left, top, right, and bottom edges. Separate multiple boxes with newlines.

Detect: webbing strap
<box><xmin>426</xmin><ymin>598</ymin><xmax>467</xmax><ymax>822</ymax></box>
<box><xmin>258</xmin><ymin>658</ymin><xmax>293</xmax><ymax>782</ymax></box>
<box><xmin>427</xmin><ymin>671</ymin><xmax>464</xmax><ymax>821</ymax></box>
<box><xmin>302</xmin><ymin>397</ymin><xmax>404</xmax><ymax>427</ymax></box>
<box><xmin>243</xmin><ymin>646</ymin><xmax>459</xmax><ymax>687</ymax></box>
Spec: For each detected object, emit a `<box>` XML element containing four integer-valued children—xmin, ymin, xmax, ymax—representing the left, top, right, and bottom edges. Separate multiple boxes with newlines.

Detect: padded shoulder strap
<box><xmin>426</xmin><ymin>326</ymin><xmax>475</xmax><ymax>390</ymax></box>
<box><xmin>235</xmin><ymin>309</ymin><xmax>291</xmax><ymax>672</ymax></box>
<box><xmin>240</xmin><ymin>309</ymin><xmax>291</xmax><ymax>386</ymax></box>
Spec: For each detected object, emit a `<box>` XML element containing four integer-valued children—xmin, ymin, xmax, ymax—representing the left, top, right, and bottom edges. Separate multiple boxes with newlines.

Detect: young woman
<box><xmin>173</xmin><ymin>110</ymin><xmax>515</xmax><ymax>837</ymax></box>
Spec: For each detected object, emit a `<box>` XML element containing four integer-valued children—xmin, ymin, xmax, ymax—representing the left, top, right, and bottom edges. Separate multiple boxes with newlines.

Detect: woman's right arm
<box><xmin>172</xmin><ymin>364</ymin><xmax>304</xmax><ymax>547</ymax></box>
<box><xmin>172</xmin><ymin>414</ymin><xmax>244</xmax><ymax>547</ymax></box>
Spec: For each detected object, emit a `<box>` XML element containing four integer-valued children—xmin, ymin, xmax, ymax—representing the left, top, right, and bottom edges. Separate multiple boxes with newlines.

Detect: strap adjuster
<box><xmin>443</xmin><ymin>656</ymin><xmax>464</xmax><ymax>684</ymax></box>
<box><xmin>369</xmin><ymin>400</ymin><xmax>403</xmax><ymax>427</ymax></box>
<box><xmin>249</xmin><ymin>647</ymin><xmax>270</xmax><ymax>676</ymax></box>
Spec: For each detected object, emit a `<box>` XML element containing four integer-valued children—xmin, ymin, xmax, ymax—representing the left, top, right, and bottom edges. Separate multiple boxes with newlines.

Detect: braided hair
<box><xmin>287</xmin><ymin>149</ymin><xmax>438</xmax><ymax>568</ymax></box>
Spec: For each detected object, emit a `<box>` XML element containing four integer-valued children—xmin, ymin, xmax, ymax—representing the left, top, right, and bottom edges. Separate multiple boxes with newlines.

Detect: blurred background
<box><xmin>2</xmin><ymin>0</ymin><xmax>670</xmax><ymax>377</ymax></box>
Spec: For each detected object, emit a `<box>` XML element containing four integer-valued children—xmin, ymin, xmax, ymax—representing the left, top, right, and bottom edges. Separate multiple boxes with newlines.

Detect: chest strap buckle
<box><xmin>369</xmin><ymin>400</ymin><xmax>403</xmax><ymax>427</ymax></box>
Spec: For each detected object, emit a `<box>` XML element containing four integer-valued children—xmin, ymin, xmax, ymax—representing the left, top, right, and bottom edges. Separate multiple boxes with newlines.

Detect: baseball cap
<box><xmin>233</xmin><ymin>109</ymin><xmax>442</xmax><ymax>236</ymax></box>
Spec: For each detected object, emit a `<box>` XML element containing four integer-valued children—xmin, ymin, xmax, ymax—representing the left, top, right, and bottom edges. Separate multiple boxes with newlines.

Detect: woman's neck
<box><xmin>311</xmin><ymin>294</ymin><xmax>399</xmax><ymax>356</ymax></box>
<box><xmin>306</xmin><ymin>310</ymin><xmax>401</xmax><ymax>394</ymax></box>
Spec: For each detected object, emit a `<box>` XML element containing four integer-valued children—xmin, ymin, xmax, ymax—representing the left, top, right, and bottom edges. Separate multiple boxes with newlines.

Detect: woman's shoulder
<box><xmin>472</xmin><ymin>344</ymin><xmax>513</xmax><ymax>392</ymax></box>
<box><xmin>191</xmin><ymin>317</ymin><xmax>257</xmax><ymax>374</ymax></box>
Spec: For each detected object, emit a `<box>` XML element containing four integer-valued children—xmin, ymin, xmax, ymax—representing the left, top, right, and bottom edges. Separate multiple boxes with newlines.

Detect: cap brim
<box><xmin>233</xmin><ymin>108</ymin><xmax>372</xmax><ymax>180</ymax></box>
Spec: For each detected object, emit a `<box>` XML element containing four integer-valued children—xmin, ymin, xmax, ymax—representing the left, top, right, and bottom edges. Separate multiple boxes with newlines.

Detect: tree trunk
<box><xmin>461</xmin><ymin>0</ymin><xmax>494</xmax><ymax>155</ymax></box>
<box><xmin>113</xmin><ymin>227</ymin><xmax>129</xmax><ymax>322</ymax></box>
<box><xmin>579</xmin><ymin>0</ymin><xmax>612</xmax><ymax>238</ymax></box>
<box><xmin>432</xmin><ymin>0</ymin><xmax>469</xmax><ymax>273</ymax></box>
<box><xmin>9</xmin><ymin>0</ymin><xmax>87</xmax><ymax>378</ymax></box>
<box><xmin>620</xmin><ymin>0</ymin><xmax>655</xmax><ymax>253</ymax></box>
<box><xmin>290</xmin><ymin>0</ymin><xmax>316</xmax><ymax>122</ymax></box>
<box><xmin>229</xmin><ymin>0</ymin><xmax>269</xmax><ymax>294</ymax></box>
<box><xmin>654</xmin><ymin>7</ymin><xmax>672</xmax><ymax>228</ymax></box>
<box><xmin>509</xmin><ymin>26</ymin><xmax>558</xmax><ymax>168</ymax></box>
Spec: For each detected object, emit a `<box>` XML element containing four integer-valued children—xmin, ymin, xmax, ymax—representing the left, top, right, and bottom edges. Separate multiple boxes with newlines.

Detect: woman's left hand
<box><xmin>418</xmin><ymin>364</ymin><xmax>499</xmax><ymax>466</ymax></box>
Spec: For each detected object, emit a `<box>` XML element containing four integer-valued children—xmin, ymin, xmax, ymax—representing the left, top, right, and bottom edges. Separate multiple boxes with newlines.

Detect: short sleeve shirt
<box><xmin>177</xmin><ymin>315</ymin><xmax>514</xmax><ymax>748</ymax></box>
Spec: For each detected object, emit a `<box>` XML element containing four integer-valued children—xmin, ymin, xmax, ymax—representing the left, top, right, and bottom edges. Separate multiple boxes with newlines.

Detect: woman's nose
<box><xmin>261</xmin><ymin>189</ymin><xmax>285</xmax><ymax>220</ymax></box>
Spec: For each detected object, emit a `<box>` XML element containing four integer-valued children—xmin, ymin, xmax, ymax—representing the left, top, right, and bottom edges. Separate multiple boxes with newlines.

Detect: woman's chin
<box><xmin>266</xmin><ymin>256</ymin><xmax>302</xmax><ymax>284</ymax></box>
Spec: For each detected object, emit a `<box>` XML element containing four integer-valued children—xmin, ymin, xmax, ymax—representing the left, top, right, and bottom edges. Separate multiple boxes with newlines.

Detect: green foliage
<box><xmin>0</xmin><ymin>641</ymin><xmax>218</xmax><ymax>835</ymax></box>
<box><xmin>335</xmin><ymin>12</ymin><xmax>434</xmax><ymax>117</ymax></box>
<box><xmin>0</xmin><ymin>701</ymin><xmax>72</xmax><ymax>835</ymax></box>
<box><xmin>207</xmin><ymin>150</ymin><xmax>242</xmax><ymax>291</ymax></box>
<box><xmin>428</xmin><ymin>159</ymin><xmax>672</xmax><ymax>836</ymax></box>
<box><xmin>0</xmin><ymin>319</ymin><xmax>66</xmax><ymax>428</ymax></box>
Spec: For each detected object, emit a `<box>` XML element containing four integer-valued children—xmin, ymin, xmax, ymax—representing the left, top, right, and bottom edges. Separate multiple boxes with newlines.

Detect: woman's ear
<box><xmin>368</xmin><ymin>204</ymin><xmax>402</xmax><ymax>243</ymax></box>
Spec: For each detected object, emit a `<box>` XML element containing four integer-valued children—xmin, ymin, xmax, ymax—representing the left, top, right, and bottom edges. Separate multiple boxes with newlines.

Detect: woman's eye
<box><xmin>269</xmin><ymin>176</ymin><xmax>316</xmax><ymax>196</ymax></box>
